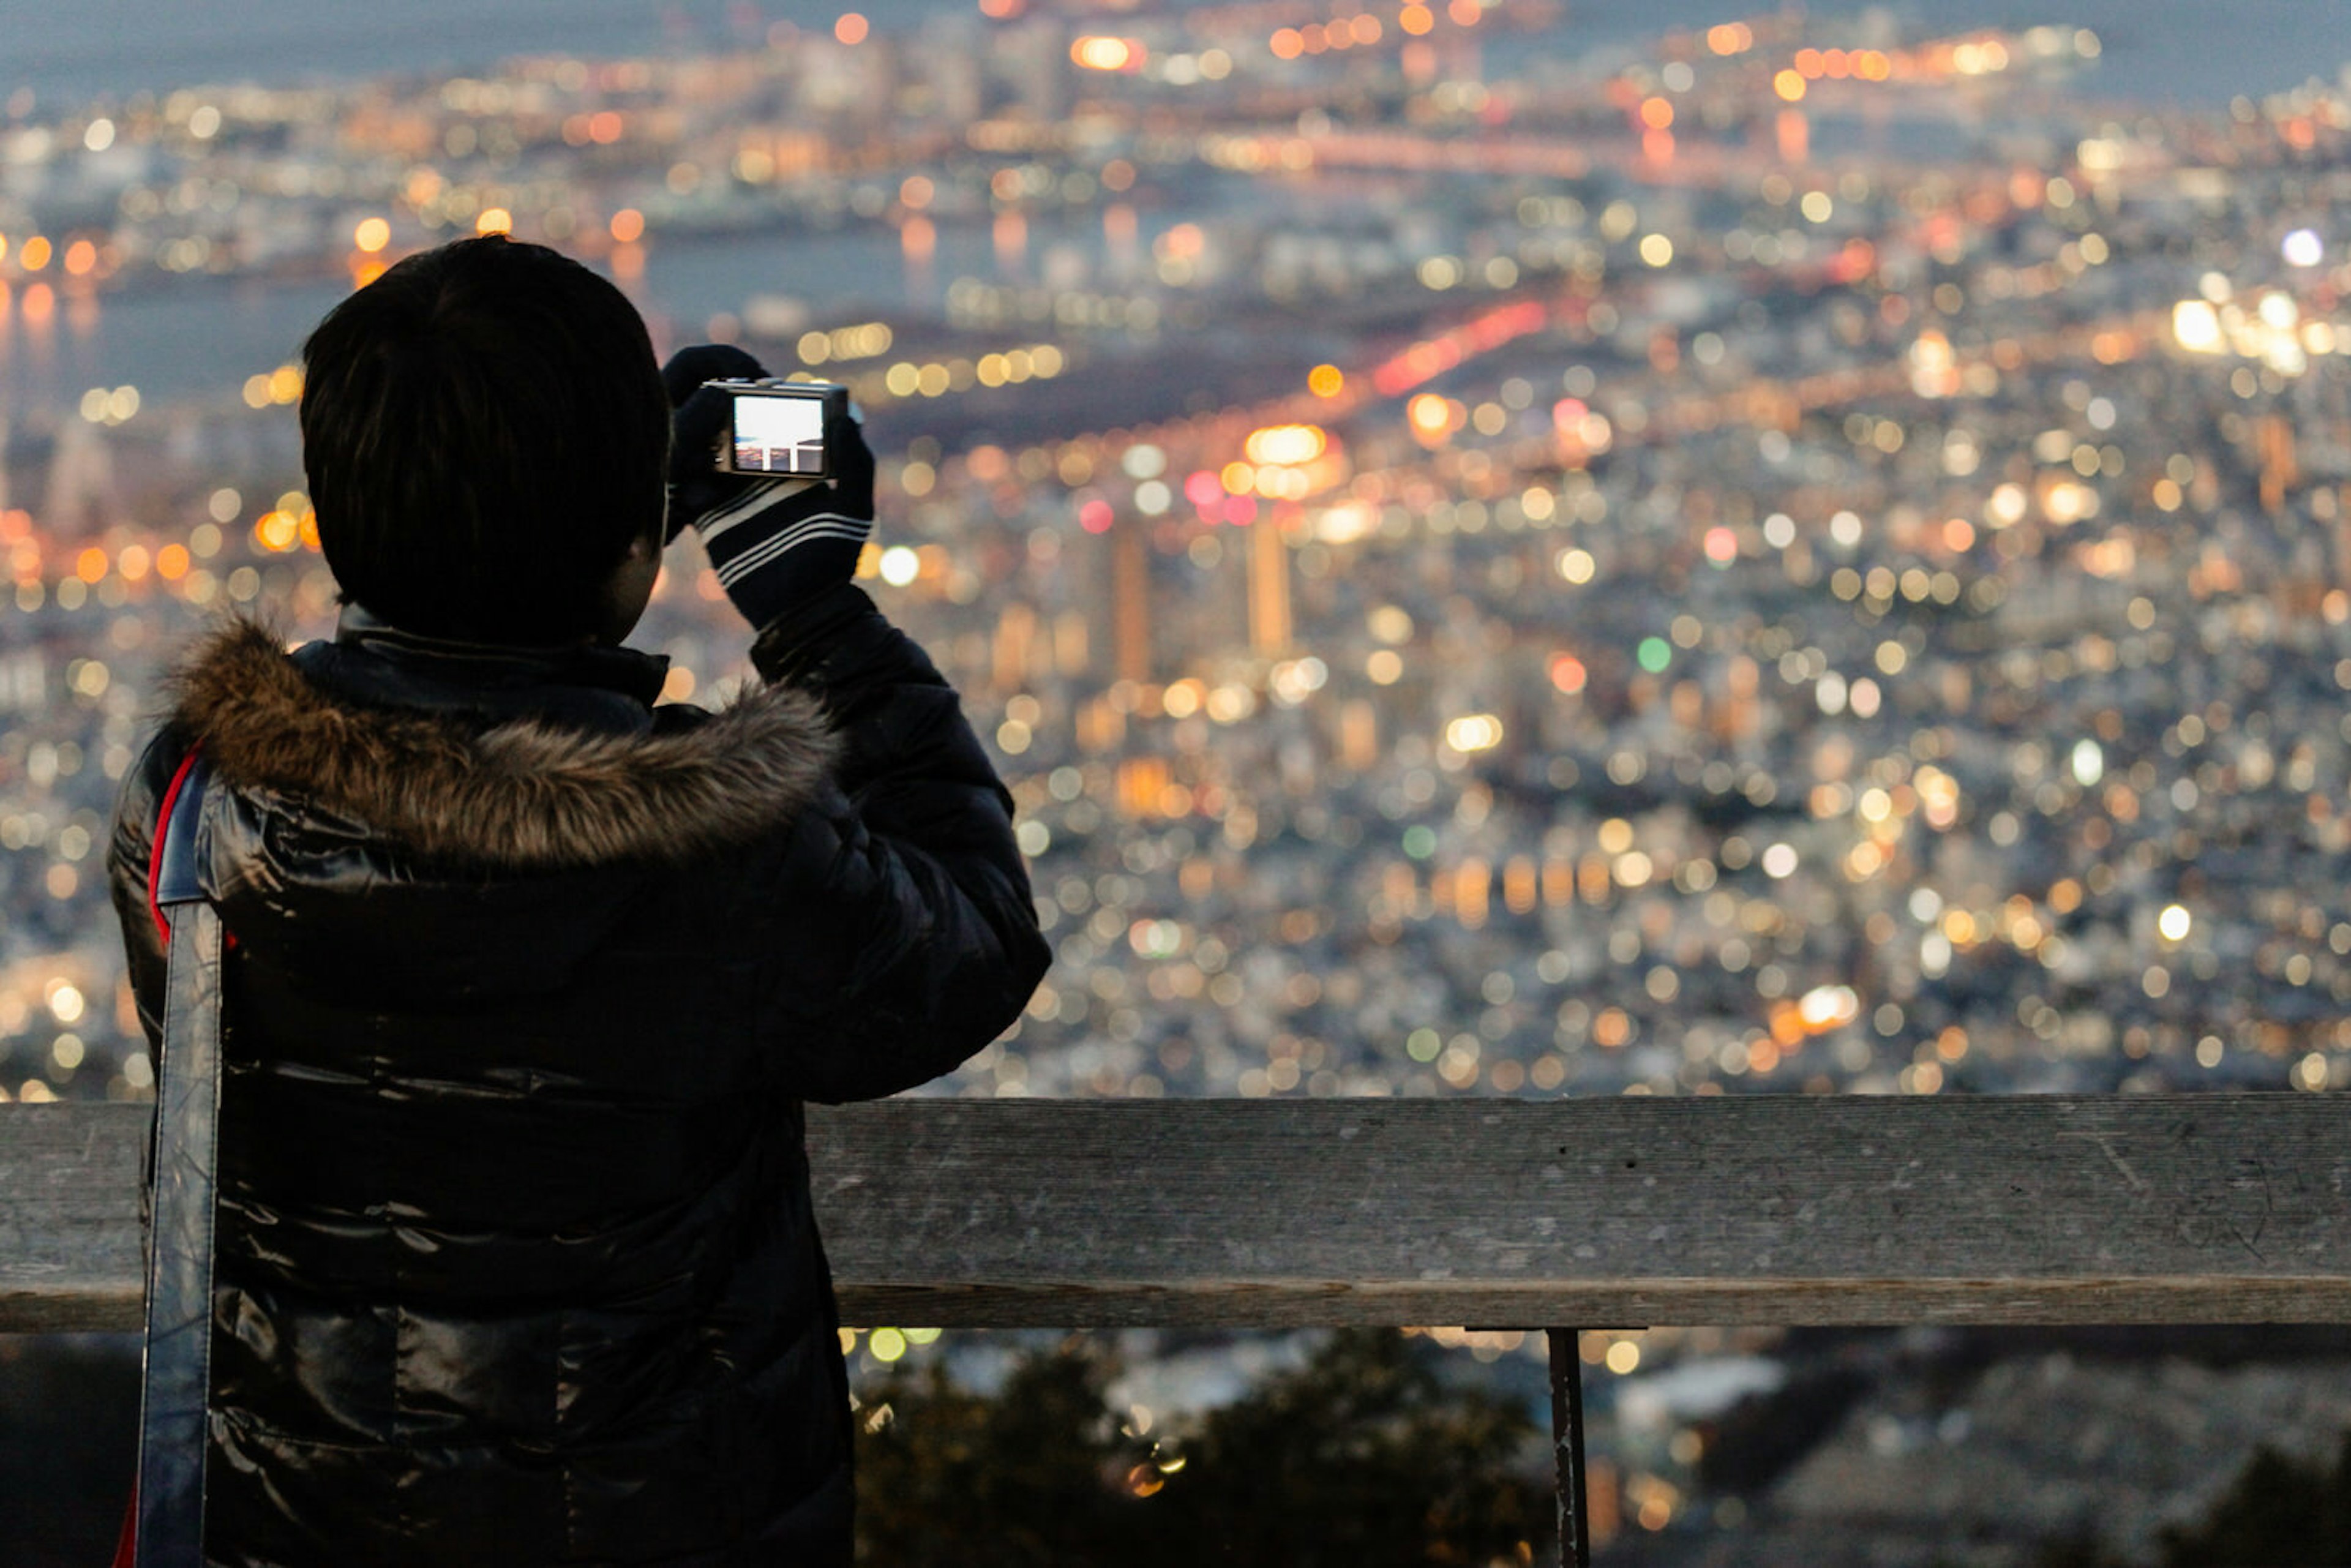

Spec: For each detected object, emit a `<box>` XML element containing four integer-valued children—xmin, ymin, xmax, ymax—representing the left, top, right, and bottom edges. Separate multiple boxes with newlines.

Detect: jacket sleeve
<box><xmin>747</xmin><ymin>583</ymin><xmax>1051</xmax><ymax>1103</ymax></box>
<box><xmin>106</xmin><ymin>725</ymin><xmax>191</xmax><ymax>1056</ymax></box>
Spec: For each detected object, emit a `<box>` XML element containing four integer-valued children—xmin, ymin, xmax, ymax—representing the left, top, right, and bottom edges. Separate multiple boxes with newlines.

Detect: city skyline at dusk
<box><xmin>1</xmin><ymin>2</ymin><xmax>2349</xmax><ymax>1556</ymax></box>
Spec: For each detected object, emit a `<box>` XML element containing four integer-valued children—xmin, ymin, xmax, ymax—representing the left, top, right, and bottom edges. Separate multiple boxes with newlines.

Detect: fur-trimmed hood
<box><xmin>167</xmin><ymin>617</ymin><xmax>838</xmax><ymax>870</ymax></box>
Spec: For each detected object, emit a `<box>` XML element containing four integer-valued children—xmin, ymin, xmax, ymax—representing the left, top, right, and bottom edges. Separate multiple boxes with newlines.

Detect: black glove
<box><xmin>662</xmin><ymin>344</ymin><xmax>876</xmax><ymax>630</ymax></box>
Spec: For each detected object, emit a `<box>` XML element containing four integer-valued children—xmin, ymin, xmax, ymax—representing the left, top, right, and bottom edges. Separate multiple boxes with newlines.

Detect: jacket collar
<box><xmin>167</xmin><ymin>616</ymin><xmax>837</xmax><ymax>869</ymax></box>
<box><xmin>293</xmin><ymin>603</ymin><xmax>670</xmax><ymax>736</ymax></box>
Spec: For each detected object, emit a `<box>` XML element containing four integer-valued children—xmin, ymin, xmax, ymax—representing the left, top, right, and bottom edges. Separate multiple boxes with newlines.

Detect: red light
<box><xmin>1079</xmin><ymin>499</ymin><xmax>1114</xmax><ymax>533</ymax></box>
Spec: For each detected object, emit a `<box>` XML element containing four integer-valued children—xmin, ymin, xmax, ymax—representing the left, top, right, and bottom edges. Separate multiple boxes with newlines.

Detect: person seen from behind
<box><xmin>107</xmin><ymin>234</ymin><xmax>1050</xmax><ymax>1564</ymax></box>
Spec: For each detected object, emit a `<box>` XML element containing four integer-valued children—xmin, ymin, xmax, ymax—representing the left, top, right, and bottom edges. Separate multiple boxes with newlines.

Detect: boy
<box><xmin>107</xmin><ymin>234</ymin><xmax>1049</xmax><ymax>1564</ymax></box>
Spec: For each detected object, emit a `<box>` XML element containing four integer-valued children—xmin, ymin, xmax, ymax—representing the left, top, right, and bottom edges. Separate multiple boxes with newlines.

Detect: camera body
<box><xmin>707</xmin><ymin>378</ymin><xmax>849</xmax><ymax>479</ymax></box>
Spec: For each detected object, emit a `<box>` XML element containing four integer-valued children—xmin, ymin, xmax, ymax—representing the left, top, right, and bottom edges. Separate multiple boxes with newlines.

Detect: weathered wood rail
<box><xmin>7</xmin><ymin>1094</ymin><xmax>2349</xmax><ymax>1334</ymax></box>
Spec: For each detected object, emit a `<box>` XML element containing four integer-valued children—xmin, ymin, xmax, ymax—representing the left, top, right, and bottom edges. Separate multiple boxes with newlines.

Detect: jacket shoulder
<box><xmin>110</xmin><ymin>724</ymin><xmax>195</xmax><ymax>887</ymax></box>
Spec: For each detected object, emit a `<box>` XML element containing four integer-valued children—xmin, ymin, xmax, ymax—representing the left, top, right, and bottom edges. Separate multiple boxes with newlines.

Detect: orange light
<box><xmin>587</xmin><ymin>110</ymin><xmax>623</xmax><ymax>144</ymax></box>
<box><xmin>1773</xmin><ymin>69</ymin><xmax>1807</xmax><ymax>102</ymax></box>
<box><xmin>76</xmin><ymin>546</ymin><xmax>108</xmax><ymax>582</ymax></box>
<box><xmin>1446</xmin><ymin>0</ymin><xmax>1479</xmax><ymax>24</ymax></box>
<box><xmin>610</xmin><ymin>208</ymin><xmax>645</xmax><ymax>244</ymax></box>
<box><xmin>298</xmin><ymin>511</ymin><xmax>322</xmax><ymax>550</ymax></box>
<box><xmin>20</xmin><ymin>235</ymin><xmax>51</xmax><ymax>271</ymax></box>
<box><xmin>1776</xmin><ymin>106</ymin><xmax>1809</xmax><ymax>161</ymax></box>
<box><xmin>834</xmin><ymin>11</ymin><xmax>868</xmax><ymax>44</ymax></box>
<box><xmin>354</xmin><ymin>260</ymin><xmax>388</xmax><ymax>288</ymax></box>
<box><xmin>474</xmin><ymin>207</ymin><xmax>512</xmax><ymax>236</ymax></box>
<box><xmin>1307</xmin><ymin>363</ymin><xmax>1344</xmax><ymax>397</ymax></box>
<box><xmin>1707</xmin><ymin>22</ymin><xmax>1752</xmax><ymax>53</ymax></box>
<box><xmin>1270</xmin><ymin>28</ymin><xmax>1303</xmax><ymax>59</ymax></box>
<box><xmin>353</xmin><ymin>217</ymin><xmax>391</xmax><ymax>252</ymax></box>
<box><xmin>21</xmin><ymin>282</ymin><xmax>52</xmax><ymax>321</ymax></box>
<box><xmin>1406</xmin><ymin>392</ymin><xmax>1452</xmax><ymax>437</ymax></box>
<box><xmin>157</xmin><ymin>544</ymin><xmax>190</xmax><ymax>580</ymax></box>
<box><xmin>1071</xmin><ymin>36</ymin><xmax>1140</xmax><ymax>70</ymax></box>
<box><xmin>1351</xmin><ymin>15</ymin><xmax>1382</xmax><ymax>43</ymax></box>
<box><xmin>1794</xmin><ymin>985</ymin><xmax>1859</xmax><ymax>1034</ymax></box>
<box><xmin>1794</xmin><ymin>48</ymin><xmax>1824</xmax><ymax>77</ymax></box>
<box><xmin>62</xmin><ymin>239</ymin><xmax>97</xmax><ymax>276</ymax></box>
<box><xmin>1549</xmin><ymin>653</ymin><xmax>1588</xmax><ymax>694</ymax></box>
<box><xmin>1244</xmin><ymin>424</ymin><xmax>1327</xmax><ymax>465</ymax></box>
<box><xmin>1398</xmin><ymin>5</ymin><xmax>1433</xmax><ymax>36</ymax></box>
<box><xmin>255</xmin><ymin>511</ymin><xmax>299</xmax><ymax>552</ymax></box>
<box><xmin>1639</xmin><ymin>96</ymin><xmax>1674</xmax><ymax>130</ymax></box>
<box><xmin>899</xmin><ymin>174</ymin><xmax>933</xmax><ymax>209</ymax></box>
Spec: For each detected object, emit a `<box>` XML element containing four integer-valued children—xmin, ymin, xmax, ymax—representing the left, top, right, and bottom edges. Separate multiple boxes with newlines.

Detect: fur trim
<box><xmin>167</xmin><ymin>617</ymin><xmax>838</xmax><ymax>869</ymax></box>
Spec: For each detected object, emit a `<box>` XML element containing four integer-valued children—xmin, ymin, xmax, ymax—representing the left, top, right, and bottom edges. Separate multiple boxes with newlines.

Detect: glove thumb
<box><xmin>661</xmin><ymin>343</ymin><xmax>765</xmax><ymax>407</ymax></box>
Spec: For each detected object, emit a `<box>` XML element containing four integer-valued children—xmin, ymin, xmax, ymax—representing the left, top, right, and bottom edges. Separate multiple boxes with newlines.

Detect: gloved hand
<box><xmin>662</xmin><ymin>343</ymin><xmax>876</xmax><ymax>630</ymax></box>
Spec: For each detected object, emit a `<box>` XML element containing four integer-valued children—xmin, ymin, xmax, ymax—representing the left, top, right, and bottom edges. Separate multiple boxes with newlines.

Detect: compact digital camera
<box><xmin>706</xmin><ymin>379</ymin><xmax>850</xmax><ymax>479</ymax></box>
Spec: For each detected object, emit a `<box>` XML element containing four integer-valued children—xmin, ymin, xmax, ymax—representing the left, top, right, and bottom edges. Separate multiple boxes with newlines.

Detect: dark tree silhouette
<box><xmin>2154</xmin><ymin>1432</ymin><xmax>2351</xmax><ymax>1567</ymax></box>
<box><xmin>2034</xmin><ymin>1428</ymin><xmax>2351</xmax><ymax>1568</ymax></box>
<box><xmin>855</xmin><ymin>1329</ymin><xmax>1550</xmax><ymax>1566</ymax></box>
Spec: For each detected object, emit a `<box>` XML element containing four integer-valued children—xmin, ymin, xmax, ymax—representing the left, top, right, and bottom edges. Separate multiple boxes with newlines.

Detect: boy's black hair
<box><xmin>299</xmin><ymin>235</ymin><xmax>669</xmax><ymax>644</ymax></box>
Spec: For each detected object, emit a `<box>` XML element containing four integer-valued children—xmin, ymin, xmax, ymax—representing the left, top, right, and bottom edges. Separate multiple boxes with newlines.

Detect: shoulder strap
<box><xmin>135</xmin><ymin>754</ymin><xmax>223</xmax><ymax>1568</ymax></box>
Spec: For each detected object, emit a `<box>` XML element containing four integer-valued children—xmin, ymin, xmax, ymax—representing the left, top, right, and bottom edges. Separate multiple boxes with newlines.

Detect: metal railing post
<box><xmin>1548</xmin><ymin>1328</ymin><xmax>1591</xmax><ymax>1568</ymax></box>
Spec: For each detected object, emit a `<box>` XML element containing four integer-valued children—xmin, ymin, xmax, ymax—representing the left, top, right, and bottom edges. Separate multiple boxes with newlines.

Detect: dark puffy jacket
<box><xmin>106</xmin><ymin>586</ymin><xmax>1049</xmax><ymax>1567</ymax></box>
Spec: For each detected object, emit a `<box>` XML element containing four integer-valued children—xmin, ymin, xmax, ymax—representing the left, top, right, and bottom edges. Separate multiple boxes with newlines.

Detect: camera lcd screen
<box><xmin>730</xmin><ymin>392</ymin><xmax>827</xmax><ymax>477</ymax></box>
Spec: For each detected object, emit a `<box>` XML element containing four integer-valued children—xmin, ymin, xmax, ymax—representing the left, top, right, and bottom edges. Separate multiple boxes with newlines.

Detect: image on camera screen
<box><xmin>731</xmin><ymin>393</ymin><xmax>825</xmax><ymax>476</ymax></box>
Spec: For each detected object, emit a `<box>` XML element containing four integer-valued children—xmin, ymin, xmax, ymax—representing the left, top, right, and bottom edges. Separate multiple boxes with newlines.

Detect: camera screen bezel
<box><xmin>715</xmin><ymin>381</ymin><xmax>847</xmax><ymax>480</ymax></box>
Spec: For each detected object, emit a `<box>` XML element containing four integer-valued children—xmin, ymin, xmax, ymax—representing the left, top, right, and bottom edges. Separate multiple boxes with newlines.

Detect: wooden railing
<box><xmin>9</xmin><ymin>1093</ymin><xmax>2351</xmax><ymax>1330</ymax></box>
<box><xmin>9</xmin><ymin>1095</ymin><xmax>2350</xmax><ymax>1562</ymax></box>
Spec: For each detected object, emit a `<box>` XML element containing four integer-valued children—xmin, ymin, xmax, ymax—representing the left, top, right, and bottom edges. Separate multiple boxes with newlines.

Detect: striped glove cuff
<box><xmin>694</xmin><ymin>478</ymin><xmax>874</xmax><ymax>630</ymax></box>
